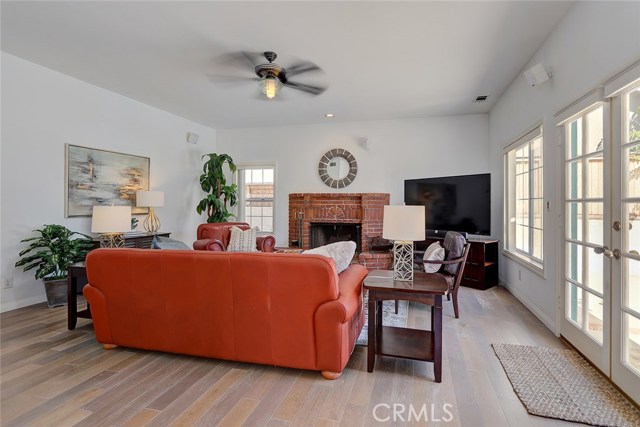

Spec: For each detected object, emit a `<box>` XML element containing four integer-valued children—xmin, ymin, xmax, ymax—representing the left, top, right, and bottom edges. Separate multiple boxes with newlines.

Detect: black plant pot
<box><xmin>43</xmin><ymin>278</ymin><xmax>67</xmax><ymax>308</ymax></box>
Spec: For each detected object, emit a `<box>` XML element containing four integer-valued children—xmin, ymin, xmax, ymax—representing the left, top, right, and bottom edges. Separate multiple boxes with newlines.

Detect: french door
<box><xmin>561</xmin><ymin>82</ymin><xmax>640</xmax><ymax>403</ymax></box>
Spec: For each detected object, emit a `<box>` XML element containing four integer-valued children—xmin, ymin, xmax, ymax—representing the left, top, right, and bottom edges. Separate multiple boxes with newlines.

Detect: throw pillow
<box><xmin>303</xmin><ymin>241</ymin><xmax>356</xmax><ymax>274</ymax></box>
<box><xmin>151</xmin><ymin>236</ymin><xmax>191</xmax><ymax>250</ymax></box>
<box><xmin>423</xmin><ymin>242</ymin><xmax>445</xmax><ymax>273</ymax></box>
<box><xmin>443</xmin><ymin>231</ymin><xmax>465</xmax><ymax>275</ymax></box>
<box><xmin>227</xmin><ymin>226</ymin><xmax>258</xmax><ymax>252</ymax></box>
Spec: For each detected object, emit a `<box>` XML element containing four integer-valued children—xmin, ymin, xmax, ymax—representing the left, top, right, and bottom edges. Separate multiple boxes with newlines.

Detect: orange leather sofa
<box><xmin>84</xmin><ymin>248</ymin><xmax>367</xmax><ymax>379</ymax></box>
<box><xmin>192</xmin><ymin>222</ymin><xmax>276</xmax><ymax>252</ymax></box>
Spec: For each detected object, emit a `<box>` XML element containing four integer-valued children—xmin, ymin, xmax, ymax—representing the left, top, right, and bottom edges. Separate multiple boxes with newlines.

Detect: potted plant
<box><xmin>15</xmin><ymin>224</ymin><xmax>94</xmax><ymax>307</ymax></box>
<box><xmin>196</xmin><ymin>153</ymin><xmax>238</xmax><ymax>223</ymax></box>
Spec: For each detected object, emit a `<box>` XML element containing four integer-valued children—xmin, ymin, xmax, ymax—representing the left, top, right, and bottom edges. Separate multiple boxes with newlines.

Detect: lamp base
<box><xmin>99</xmin><ymin>233</ymin><xmax>125</xmax><ymax>248</ymax></box>
<box><xmin>143</xmin><ymin>207</ymin><xmax>161</xmax><ymax>233</ymax></box>
<box><xmin>392</xmin><ymin>240</ymin><xmax>414</xmax><ymax>281</ymax></box>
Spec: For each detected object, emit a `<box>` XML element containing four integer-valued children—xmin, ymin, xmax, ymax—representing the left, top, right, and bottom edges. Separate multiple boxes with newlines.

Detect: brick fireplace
<box><xmin>288</xmin><ymin>193</ymin><xmax>393</xmax><ymax>269</ymax></box>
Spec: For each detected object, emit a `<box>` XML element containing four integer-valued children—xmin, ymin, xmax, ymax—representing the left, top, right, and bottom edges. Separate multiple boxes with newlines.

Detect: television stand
<box><xmin>415</xmin><ymin>237</ymin><xmax>499</xmax><ymax>290</ymax></box>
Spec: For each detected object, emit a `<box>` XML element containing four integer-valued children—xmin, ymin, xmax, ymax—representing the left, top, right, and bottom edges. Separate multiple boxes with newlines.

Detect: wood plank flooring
<box><xmin>1</xmin><ymin>286</ymin><xmax>589</xmax><ymax>426</ymax></box>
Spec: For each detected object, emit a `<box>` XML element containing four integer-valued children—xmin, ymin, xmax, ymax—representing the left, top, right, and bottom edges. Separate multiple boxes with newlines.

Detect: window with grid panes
<box><xmin>504</xmin><ymin>126</ymin><xmax>544</xmax><ymax>269</ymax></box>
<box><xmin>236</xmin><ymin>166</ymin><xmax>275</xmax><ymax>233</ymax></box>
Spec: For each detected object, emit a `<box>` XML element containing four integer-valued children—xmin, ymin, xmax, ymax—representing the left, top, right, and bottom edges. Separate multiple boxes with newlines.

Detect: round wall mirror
<box><xmin>318</xmin><ymin>148</ymin><xmax>357</xmax><ymax>188</ymax></box>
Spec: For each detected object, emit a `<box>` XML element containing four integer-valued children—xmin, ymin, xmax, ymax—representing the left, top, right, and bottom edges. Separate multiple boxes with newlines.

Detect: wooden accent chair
<box><xmin>417</xmin><ymin>232</ymin><xmax>470</xmax><ymax>318</ymax></box>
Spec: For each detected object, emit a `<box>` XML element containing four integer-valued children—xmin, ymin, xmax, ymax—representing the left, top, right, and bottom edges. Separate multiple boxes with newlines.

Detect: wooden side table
<box><xmin>67</xmin><ymin>262</ymin><xmax>90</xmax><ymax>330</ymax></box>
<box><xmin>364</xmin><ymin>269</ymin><xmax>449</xmax><ymax>382</ymax></box>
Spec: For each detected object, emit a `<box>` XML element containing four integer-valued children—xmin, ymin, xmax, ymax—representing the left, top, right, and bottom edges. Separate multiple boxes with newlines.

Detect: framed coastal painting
<box><xmin>65</xmin><ymin>144</ymin><xmax>150</xmax><ymax>217</ymax></box>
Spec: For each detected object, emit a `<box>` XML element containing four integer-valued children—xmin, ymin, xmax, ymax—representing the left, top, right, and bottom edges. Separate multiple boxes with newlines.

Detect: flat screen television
<box><xmin>404</xmin><ymin>173</ymin><xmax>491</xmax><ymax>236</ymax></box>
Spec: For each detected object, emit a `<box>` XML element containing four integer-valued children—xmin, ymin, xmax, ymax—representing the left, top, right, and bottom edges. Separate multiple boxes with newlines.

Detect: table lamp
<box><xmin>91</xmin><ymin>205</ymin><xmax>131</xmax><ymax>248</ymax></box>
<box><xmin>136</xmin><ymin>190</ymin><xmax>164</xmax><ymax>233</ymax></box>
<box><xmin>382</xmin><ymin>205</ymin><xmax>425</xmax><ymax>281</ymax></box>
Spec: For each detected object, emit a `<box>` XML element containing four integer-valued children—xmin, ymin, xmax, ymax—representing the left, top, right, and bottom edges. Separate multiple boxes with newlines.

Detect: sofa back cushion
<box><xmin>85</xmin><ymin>249</ymin><xmax>339</xmax><ymax>369</ymax></box>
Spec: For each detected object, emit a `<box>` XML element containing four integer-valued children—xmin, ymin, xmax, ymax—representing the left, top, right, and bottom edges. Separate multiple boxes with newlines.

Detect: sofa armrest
<box><xmin>193</xmin><ymin>238</ymin><xmax>225</xmax><ymax>251</ymax></box>
<box><xmin>314</xmin><ymin>264</ymin><xmax>368</xmax><ymax>374</ymax></box>
<box><xmin>257</xmin><ymin>235</ymin><xmax>276</xmax><ymax>252</ymax></box>
<box><xmin>316</xmin><ymin>265</ymin><xmax>367</xmax><ymax>323</ymax></box>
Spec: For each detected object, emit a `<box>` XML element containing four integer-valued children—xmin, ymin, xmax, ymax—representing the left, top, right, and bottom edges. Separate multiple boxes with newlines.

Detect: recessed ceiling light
<box><xmin>325</xmin><ymin>113</ymin><xmax>335</xmax><ymax>118</ymax></box>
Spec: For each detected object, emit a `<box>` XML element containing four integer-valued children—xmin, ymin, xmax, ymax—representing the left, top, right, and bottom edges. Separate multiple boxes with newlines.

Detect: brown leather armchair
<box><xmin>193</xmin><ymin>222</ymin><xmax>276</xmax><ymax>252</ymax></box>
<box><xmin>417</xmin><ymin>231</ymin><xmax>470</xmax><ymax>319</ymax></box>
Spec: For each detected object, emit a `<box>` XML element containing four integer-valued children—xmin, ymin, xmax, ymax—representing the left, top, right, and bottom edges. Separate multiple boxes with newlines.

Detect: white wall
<box><xmin>489</xmin><ymin>1</ymin><xmax>640</xmax><ymax>332</ymax></box>
<box><xmin>0</xmin><ymin>53</ymin><xmax>217</xmax><ymax>312</ymax></box>
<box><xmin>217</xmin><ymin>114</ymin><xmax>492</xmax><ymax>246</ymax></box>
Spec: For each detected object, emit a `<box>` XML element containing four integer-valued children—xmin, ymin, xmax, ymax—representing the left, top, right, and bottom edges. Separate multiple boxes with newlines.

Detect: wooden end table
<box><xmin>67</xmin><ymin>262</ymin><xmax>91</xmax><ymax>330</ymax></box>
<box><xmin>364</xmin><ymin>269</ymin><xmax>449</xmax><ymax>382</ymax></box>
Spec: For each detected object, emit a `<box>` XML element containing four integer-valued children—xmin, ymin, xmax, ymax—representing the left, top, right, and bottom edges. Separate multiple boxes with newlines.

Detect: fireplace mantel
<box><xmin>288</xmin><ymin>193</ymin><xmax>389</xmax><ymax>253</ymax></box>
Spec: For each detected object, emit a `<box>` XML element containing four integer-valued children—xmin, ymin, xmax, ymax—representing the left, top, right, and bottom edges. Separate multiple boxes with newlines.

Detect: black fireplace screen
<box><xmin>309</xmin><ymin>223</ymin><xmax>362</xmax><ymax>252</ymax></box>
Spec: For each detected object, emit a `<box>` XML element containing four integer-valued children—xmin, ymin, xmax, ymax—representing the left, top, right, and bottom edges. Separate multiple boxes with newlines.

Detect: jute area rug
<box><xmin>356</xmin><ymin>296</ymin><xmax>408</xmax><ymax>346</ymax></box>
<box><xmin>492</xmin><ymin>343</ymin><xmax>640</xmax><ymax>427</ymax></box>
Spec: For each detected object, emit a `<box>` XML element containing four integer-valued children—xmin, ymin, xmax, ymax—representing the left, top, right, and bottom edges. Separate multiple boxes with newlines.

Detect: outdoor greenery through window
<box><xmin>504</xmin><ymin>126</ymin><xmax>544</xmax><ymax>269</ymax></box>
<box><xmin>237</xmin><ymin>166</ymin><xmax>275</xmax><ymax>233</ymax></box>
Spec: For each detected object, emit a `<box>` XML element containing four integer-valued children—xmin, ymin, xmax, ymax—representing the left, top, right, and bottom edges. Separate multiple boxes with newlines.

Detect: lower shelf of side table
<box><xmin>377</xmin><ymin>326</ymin><xmax>434</xmax><ymax>362</ymax></box>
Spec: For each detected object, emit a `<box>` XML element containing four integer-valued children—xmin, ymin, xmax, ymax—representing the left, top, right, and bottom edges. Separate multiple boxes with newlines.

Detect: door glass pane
<box><xmin>516</xmin><ymin>200</ymin><xmax>529</xmax><ymax>225</ymax></box>
<box><xmin>566</xmin><ymin>242</ymin><xmax>584</xmax><ymax>283</ymax></box>
<box><xmin>567</xmin><ymin>160</ymin><xmax>583</xmax><ymax>199</ymax></box>
<box><xmin>567</xmin><ymin>118</ymin><xmax>583</xmax><ymax>159</ymax></box>
<box><xmin>586</xmin><ymin>249</ymin><xmax>604</xmax><ymax>294</ymax></box>
<box><xmin>626</xmin><ymin>202</ymin><xmax>640</xmax><ymax>254</ymax></box>
<box><xmin>566</xmin><ymin>282</ymin><xmax>583</xmax><ymax>325</ymax></box>
<box><xmin>586</xmin><ymin>106</ymin><xmax>604</xmax><ymax>154</ymax></box>
<box><xmin>585</xmin><ymin>202</ymin><xmax>604</xmax><ymax>246</ymax></box>
<box><xmin>586</xmin><ymin>292</ymin><xmax>604</xmax><ymax>344</ymax></box>
<box><xmin>624</xmin><ymin>313</ymin><xmax>640</xmax><ymax>374</ymax></box>
<box><xmin>586</xmin><ymin>153</ymin><xmax>604</xmax><ymax>198</ymax></box>
<box><xmin>625</xmin><ymin>144</ymin><xmax>640</xmax><ymax>198</ymax></box>
<box><xmin>627</xmin><ymin>88</ymin><xmax>640</xmax><ymax>143</ymax></box>
<box><xmin>566</xmin><ymin>202</ymin><xmax>583</xmax><ymax>241</ymax></box>
<box><xmin>626</xmin><ymin>258</ymin><xmax>640</xmax><ymax>313</ymax></box>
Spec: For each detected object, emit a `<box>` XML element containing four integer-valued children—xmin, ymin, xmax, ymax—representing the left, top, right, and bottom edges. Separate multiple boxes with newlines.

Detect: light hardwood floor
<box><xmin>1</xmin><ymin>285</ymin><xmax>589</xmax><ymax>427</ymax></box>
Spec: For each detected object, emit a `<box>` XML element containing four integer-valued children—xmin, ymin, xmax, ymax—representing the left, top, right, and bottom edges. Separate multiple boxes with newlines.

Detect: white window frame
<box><xmin>235</xmin><ymin>163</ymin><xmax>276</xmax><ymax>235</ymax></box>
<box><xmin>503</xmin><ymin>124</ymin><xmax>544</xmax><ymax>273</ymax></box>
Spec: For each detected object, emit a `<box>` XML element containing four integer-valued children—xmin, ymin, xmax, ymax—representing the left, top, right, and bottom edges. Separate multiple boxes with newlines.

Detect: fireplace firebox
<box><xmin>310</xmin><ymin>223</ymin><xmax>362</xmax><ymax>253</ymax></box>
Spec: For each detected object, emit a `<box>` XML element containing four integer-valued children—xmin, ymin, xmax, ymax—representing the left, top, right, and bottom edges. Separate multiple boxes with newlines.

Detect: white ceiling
<box><xmin>1</xmin><ymin>1</ymin><xmax>573</xmax><ymax>129</ymax></box>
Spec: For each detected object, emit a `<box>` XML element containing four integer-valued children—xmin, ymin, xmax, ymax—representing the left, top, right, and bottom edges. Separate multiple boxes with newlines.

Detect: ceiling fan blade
<box><xmin>214</xmin><ymin>51</ymin><xmax>264</xmax><ymax>72</ymax></box>
<box><xmin>206</xmin><ymin>74</ymin><xmax>258</xmax><ymax>86</ymax></box>
<box><xmin>284</xmin><ymin>80</ymin><xmax>327</xmax><ymax>96</ymax></box>
<box><xmin>285</xmin><ymin>60</ymin><xmax>322</xmax><ymax>77</ymax></box>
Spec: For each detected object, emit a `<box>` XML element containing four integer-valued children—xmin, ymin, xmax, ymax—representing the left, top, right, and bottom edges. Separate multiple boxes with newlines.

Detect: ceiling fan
<box><xmin>211</xmin><ymin>51</ymin><xmax>327</xmax><ymax>100</ymax></box>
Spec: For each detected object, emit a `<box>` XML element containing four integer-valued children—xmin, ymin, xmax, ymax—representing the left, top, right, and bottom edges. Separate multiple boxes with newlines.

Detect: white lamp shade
<box><xmin>91</xmin><ymin>205</ymin><xmax>132</xmax><ymax>233</ymax></box>
<box><xmin>382</xmin><ymin>205</ymin><xmax>425</xmax><ymax>241</ymax></box>
<box><xmin>136</xmin><ymin>190</ymin><xmax>164</xmax><ymax>207</ymax></box>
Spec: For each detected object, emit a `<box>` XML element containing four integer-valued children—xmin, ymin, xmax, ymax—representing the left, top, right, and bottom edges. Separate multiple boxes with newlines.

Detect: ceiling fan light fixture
<box><xmin>259</xmin><ymin>75</ymin><xmax>282</xmax><ymax>99</ymax></box>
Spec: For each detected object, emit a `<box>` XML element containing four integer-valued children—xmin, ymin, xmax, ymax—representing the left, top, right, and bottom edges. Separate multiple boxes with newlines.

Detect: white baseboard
<box><xmin>0</xmin><ymin>295</ymin><xmax>45</xmax><ymax>313</ymax></box>
<box><xmin>499</xmin><ymin>276</ymin><xmax>559</xmax><ymax>336</ymax></box>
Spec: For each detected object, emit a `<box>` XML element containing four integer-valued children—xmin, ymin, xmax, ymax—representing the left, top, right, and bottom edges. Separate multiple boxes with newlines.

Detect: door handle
<box><xmin>594</xmin><ymin>246</ymin><xmax>621</xmax><ymax>259</ymax></box>
<box><xmin>594</xmin><ymin>246</ymin><xmax>614</xmax><ymax>258</ymax></box>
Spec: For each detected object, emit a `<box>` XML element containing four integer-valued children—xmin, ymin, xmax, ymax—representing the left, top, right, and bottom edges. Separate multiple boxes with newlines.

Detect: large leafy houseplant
<box><xmin>15</xmin><ymin>224</ymin><xmax>94</xmax><ymax>307</ymax></box>
<box><xmin>196</xmin><ymin>153</ymin><xmax>238</xmax><ymax>223</ymax></box>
